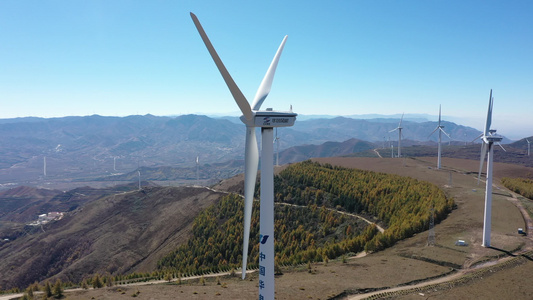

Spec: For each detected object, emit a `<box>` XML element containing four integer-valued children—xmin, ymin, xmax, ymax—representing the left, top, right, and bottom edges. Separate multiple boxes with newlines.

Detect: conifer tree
<box><xmin>53</xmin><ymin>279</ymin><xmax>63</xmax><ymax>298</ymax></box>
<box><xmin>44</xmin><ymin>281</ymin><xmax>52</xmax><ymax>298</ymax></box>
<box><xmin>92</xmin><ymin>274</ymin><xmax>103</xmax><ymax>289</ymax></box>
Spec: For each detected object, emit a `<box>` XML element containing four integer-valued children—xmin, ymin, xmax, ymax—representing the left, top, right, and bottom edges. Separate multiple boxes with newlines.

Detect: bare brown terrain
<box><xmin>0</xmin><ymin>186</ymin><xmax>227</xmax><ymax>290</ymax></box>
<box><xmin>5</xmin><ymin>156</ymin><xmax>529</xmax><ymax>300</ymax></box>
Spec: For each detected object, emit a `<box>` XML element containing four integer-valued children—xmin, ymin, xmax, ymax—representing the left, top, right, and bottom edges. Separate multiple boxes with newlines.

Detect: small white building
<box><xmin>455</xmin><ymin>240</ymin><xmax>467</xmax><ymax>246</ymax></box>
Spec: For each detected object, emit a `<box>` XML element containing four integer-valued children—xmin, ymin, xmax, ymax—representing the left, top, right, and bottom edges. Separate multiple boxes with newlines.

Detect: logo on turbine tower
<box><xmin>260</xmin><ymin>234</ymin><xmax>269</xmax><ymax>244</ymax></box>
<box><xmin>263</xmin><ymin>117</ymin><xmax>271</xmax><ymax>126</ymax></box>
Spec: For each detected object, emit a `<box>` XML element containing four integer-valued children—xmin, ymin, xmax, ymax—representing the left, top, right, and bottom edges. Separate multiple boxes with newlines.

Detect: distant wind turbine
<box><xmin>428</xmin><ymin>105</ymin><xmax>451</xmax><ymax>169</ymax></box>
<box><xmin>196</xmin><ymin>155</ymin><xmax>200</xmax><ymax>186</ymax></box>
<box><xmin>527</xmin><ymin>139</ymin><xmax>531</xmax><ymax>156</ymax></box>
<box><xmin>477</xmin><ymin>89</ymin><xmax>502</xmax><ymax>248</ymax></box>
<box><xmin>191</xmin><ymin>13</ymin><xmax>296</xmax><ymax>300</ymax></box>
<box><xmin>389</xmin><ymin>113</ymin><xmax>404</xmax><ymax>157</ymax></box>
<box><xmin>43</xmin><ymin>156</ymin><xmax>47</xmax><ymax>177</ymax></box>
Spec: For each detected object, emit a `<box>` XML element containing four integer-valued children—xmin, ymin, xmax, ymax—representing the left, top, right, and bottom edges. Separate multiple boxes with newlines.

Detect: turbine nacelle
<box><xmin>240</xmin><ymin>110</ymin><xmax>297</xmax><ymax>128</ymax></box>
<box><xmin>481</xmin><ymin>129</ymin><xmax>502</xmax><ymax>144</ymax></box>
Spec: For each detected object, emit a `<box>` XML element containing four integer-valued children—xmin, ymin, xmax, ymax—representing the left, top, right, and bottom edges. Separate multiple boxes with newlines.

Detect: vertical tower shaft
<box><xmin>482</xmin><ymin>143</ymin><xmax>494</xmax><ymax>247</ymax></box>
<box><xmin>260</xmin><ymin>127</ymin><xmax>275</xmax><ymax>299</ymax></box>
<box><xmin>398</xmin><ymin>129</ymin><xmax>402</xmax><ymax>158</ymax></box>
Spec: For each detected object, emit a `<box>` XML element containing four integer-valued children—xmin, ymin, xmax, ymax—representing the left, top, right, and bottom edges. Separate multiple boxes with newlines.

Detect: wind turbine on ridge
<box><xmin>477</xmin><ymin>89</ymin><xmax>502</xmax><ymax>248</ymax></box>
<box><xmin>526</xmin><ymin>138</ymin><xmax>531</xmax><ymax>157</ymax></box>
<box><xmin>389</xmin><ymin>113</ymin><xmax>404</xmax><ymax>158</ymax></box>
<box><xmin>191</xmin><ymin>13</ymin><xmax>296</xmax><ymax>300</ymax></box>
<box><xmin>428</xmin><ymin>105</ymin><xmax>451</xmax><ymax>169</ymax></box>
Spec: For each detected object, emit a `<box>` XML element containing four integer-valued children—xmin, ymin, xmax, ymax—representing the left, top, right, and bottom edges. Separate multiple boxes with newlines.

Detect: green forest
<box><xmin>502</xmin><ymin>177</ymin><xmax>533</xmax><ymax>199</ymax></box>
<box><xmin>158</xmin><ymin>161</ymin><xmax>453</xmax><ymax>275</ymax></box>
<box><xmin>157</xmin><ymin>193</ymin><xmax>378</xmax><ymax>275</ymax></box>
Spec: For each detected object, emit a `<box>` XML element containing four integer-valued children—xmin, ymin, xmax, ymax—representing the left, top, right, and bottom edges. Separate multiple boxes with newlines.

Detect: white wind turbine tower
<box><xmin>428</xmin><ymin>105</ymin><xmax>451</xmax><ymax>169</ymax></box>
<box><xmin>191</xmin><ymin>13</ymin><xmax>297</xmax><ymax>300</ymax></box>
<box><xmin>526</xmin><ymin>139</ymin><xmax>531</xmax><ymax>156</ymax></box>
<box><xmin>477</xmin><ymin>89</ymin><xmax>502</xmax><ymax>248</ymax></box>
<box><xmin>275</xmin><ymin>128</ymin><xmax>280</xmax><ymax>166</ymax></box>
<box><xmin>196</xmin><ymin>155</ymin><xmax>200</xmax><ymax>186</ymax></box>
<box><xmin>389</xmin><ymin>113</ymin><xmax>404</xmax><ymax>157</ymax></box>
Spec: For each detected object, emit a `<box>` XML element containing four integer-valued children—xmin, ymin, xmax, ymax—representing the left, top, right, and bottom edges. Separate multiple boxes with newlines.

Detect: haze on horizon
<box><xmin>1</xmin><ymin>1</ymin><xmax>532</xmax><ymax>140</ymax></box>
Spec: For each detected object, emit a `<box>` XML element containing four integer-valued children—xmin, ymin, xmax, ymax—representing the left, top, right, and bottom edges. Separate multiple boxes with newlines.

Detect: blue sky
<box><xmin>1</xmin><ymin>1</ymin><xmax>532</xmax><ymax>139</ymax></box>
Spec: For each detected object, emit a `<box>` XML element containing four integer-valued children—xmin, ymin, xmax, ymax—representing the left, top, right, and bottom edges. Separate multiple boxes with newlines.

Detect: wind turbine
<box><xmin>196</xmin><ymin>155</ymin><xmax>200</xmax><ymax>186</ymax></box>
<box><xmin>389</xmin><ymin>113</ymin><xmax>404</xmax><ymax>157</ymax></box>
<box><xmin>191</xmin><ymin>13</ymin><xmax>296</xmax><ymax>300</ymax></box>
<box><xmin>428</xmin><ymin>105</ymin><xmax>451</xmax><ymax>169</ymax></box>
<box><xmin>477</xmin><ymin>89</ymin><xmax>502</xmax><ymax>248</ymax></box>
<box><xmin>527</xmin><ymin>139</ymin><xmax>531</xmax><ymax>156</ymax></box>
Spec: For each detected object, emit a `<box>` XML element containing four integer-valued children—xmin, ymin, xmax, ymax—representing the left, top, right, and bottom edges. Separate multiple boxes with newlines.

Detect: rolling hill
<box><xmin>0</xmin><ymin>185</ymin><xmax>226</xmax><ymax>290</ymax></box>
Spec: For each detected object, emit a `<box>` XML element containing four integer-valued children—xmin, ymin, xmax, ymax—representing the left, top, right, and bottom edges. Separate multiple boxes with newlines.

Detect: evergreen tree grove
<box><xmin>157</xmin><ymin>160</ymin><xmax>453</xmax><ymax>275</ymax></box>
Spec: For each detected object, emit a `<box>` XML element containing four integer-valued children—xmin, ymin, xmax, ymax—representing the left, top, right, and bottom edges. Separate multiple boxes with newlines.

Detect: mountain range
<box><xmin>0</xmin><ymin>114</ymin><xmax>524</xmax><ymax>190</ymax></box>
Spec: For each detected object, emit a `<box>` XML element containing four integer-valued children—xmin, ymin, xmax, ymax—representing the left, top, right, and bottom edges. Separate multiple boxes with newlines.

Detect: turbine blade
<box><xmin>190</xmin><ymin>12</ymin><xmax>253</xmax><ymax>121</ymax></box>
<box><xmin>484</xmin><ymin>89</ymin><xmax>493</xmax><ymax>136</ymax></box>
<box><xmin>496</xmin><ymin>142</ymin><xmax>507</xmax><ymax>152</ymax></box>
<box><xmin>242</xmin><ymin>126</ymin><xmax>259</xmax><ymax>279</ymax></box>
<box><xmin>438</xmin><ymin>105</ymin><xmax>441</xmax><ymax>126</ymax></box>
<box><xmin>478</xmin><ymin>142</ymin><xmax>488</xmax><ymax>184</ymax></box>
<box><xmin>252</xmin><ymin>36</ymin><xmax>288</xmax><ymax>111</ymax></box>
<box><xmin>399</xmin><ymin>113</ymin><xmax>404</xmax><ymax>127</ymax></box>
<box><xmin>428</xmin><ymin>126</ymin><xmax>439</xmax><ymax>138</ymax></box>
<box><xmin>440</xmin><ymin>128</ymin><xmax>452</xmax><ymax>140</ymax></box>
<box><xmin>472</xmin><ymin>133</ymin><xmax>483</xmax><ymax>143</ymax></box>
<box><xmin>389</xmin><ymin>128</ymin><xmax>398</xmax><ymax>133</ymax></box>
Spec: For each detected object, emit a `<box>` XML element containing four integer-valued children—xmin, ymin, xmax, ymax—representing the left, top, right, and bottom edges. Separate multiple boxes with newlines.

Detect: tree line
<box><xmin>501</xmin><ymin>177</ymin><xmax>533</xmax><ymax>199</ymax></box>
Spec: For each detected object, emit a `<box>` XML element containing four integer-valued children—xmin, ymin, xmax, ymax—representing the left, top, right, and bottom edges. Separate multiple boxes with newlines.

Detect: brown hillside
<box><xmin>0</xmin><ymin>185</ymin><xmax>226</xmax><ymax>289</ymax></box>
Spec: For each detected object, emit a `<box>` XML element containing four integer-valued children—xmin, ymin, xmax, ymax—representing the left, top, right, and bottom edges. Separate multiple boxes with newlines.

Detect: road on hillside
<box><xmin>346</xmin><ymin>174</ymin><xmax>533</xmax><ymax>299</ymax></box>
